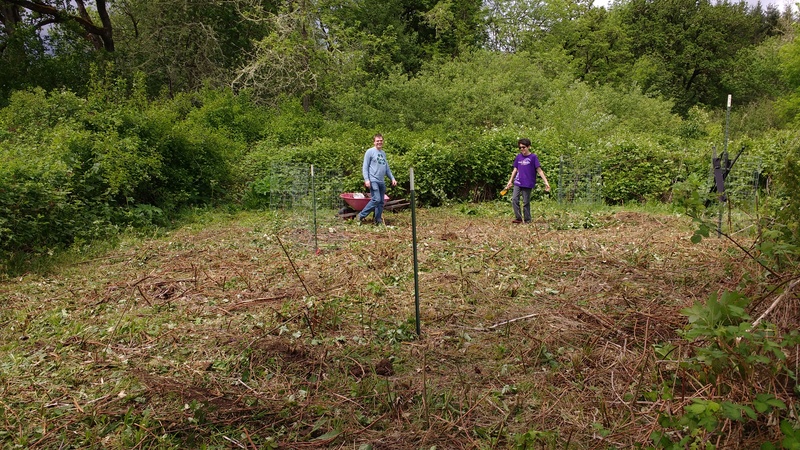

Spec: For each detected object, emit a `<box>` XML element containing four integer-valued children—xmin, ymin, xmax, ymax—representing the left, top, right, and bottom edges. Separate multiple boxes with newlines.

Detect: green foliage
<box><xmin>546</xmin><ymin>6</ymin><xmax>633</xmax><ymax>86</ymax></box>
<box><xmin>619</xmin><ymin>0</ymin><xmax>764</xmax><ymax>114</ymax></box>
<box><xmin>185</xmin><ymin>88</ymin><xmax>269</xmax><ymax>143</ymax></box>
<box><xmin>722</xmin><ymin>36</ymin><xmax>788</xmax><ymax>107</ymax></box>
<box><xmin>0</xmin><ymin>150</ymin><xmax>88</xmax><ymax>254</ymax></box>
<box><xmin>395</xmin><ymin>129</ymin><xmax>517</xmax><ymax>204</ymax></box>
<box><xmin>776</xmin><ymin>27</ymin><xmax>800</xmax><ymax>125</ymax></box>
<box><xmin>237</xmin><ymin>118</ymin><xmax>369</xmax><ymax>207</ymax></box>
<box><xmin>650</xmin><ymin>289</ymin><xmax>800</xmax><ymax>447</ymax></box>
<box><xmin>512</xmin><ymin>428</ymin><xmax>558</xmax><ymax>448</ymax></box>
<box><xmin>0</xmin><ymin>14</ymin><xmax>99</xmax><ymax>106</ymax></box>
<box><xmin>485</xmin><ymin>0</ymin><xmax>587</xmax><ymax>53</ymax></box>
<box><xmin>259</xmin><ymin>98</ymin><xmax>328</xmax><ymax>147</ymax></box>
<box><xmin>680</xmin><ymin>290</ymin><xmax>799</xmax><ymax>386</ymax></box>
<box><xmin>771</xmin><ymin>132</ymin><xmax>800</xmax><ymax>244</ymax></box>
<box><xmin>322</xmin><ymin>0</ymin><xmax>485</xmax><ymax>75</ymax></box>
<box><xmin>781</xmin><ymin>420</ymin><xmax>800</xmax><ymax>450</ymax></box>
<box><xmin>113</xmin><ymin>0</ymin><xmax>269</xmax><ymax>97</ymax></box>
<box><xmin>0</xmin><ymin>84</ymin><xmax>261</xmax><ymax>262</ymax></box>
<box><xmin>331</xmin><ymin>50</ymin><xmax>561</xmax><ymax>131</ymax></box>
<box><xmin>599</xmin><ymin>138</ymin><xmax>684</xmax><ymax>204</ymax></box>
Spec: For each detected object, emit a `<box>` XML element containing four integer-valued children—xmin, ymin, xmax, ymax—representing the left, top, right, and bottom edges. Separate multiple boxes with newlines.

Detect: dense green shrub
<box><xmin>599</xmin><ymin>138</ymin><xmax>684</xmax><ymax>204</ymax></box>
<box><xmin>394</xmin><ymin>129</ymin><xmax>518</xmax><ymax>205</ymax></box>
<box><xmin>0</xmin><ymin>153</ymin><xmax>81</xmax><ymax>253</ymax></box>
<box><xmin>185</xmin><ymin>88</ymin><xmax>270</xmax><ymax>144</ymax></box>
<box><xmin>0</xmin><ymin>86</ymin><xmax>255</xmax><ymax>259</ymax></box>
<box><xmin>134</xmin><ymin>111</ymin><xmax>238</xmax><ymax>208</ymax></box>
<box><xmin>239</xmin><ymin>133</ymin><xmax>368</xmax><ymax>208</ymax></box>
<box><xmin>770</xmin><ymin>132</ymin><xmax>800</xmax><ymax>244</ymax></box>
<box><xmin>331</xmin><ymin>50</ymin><xmax>561</xmax><ymax>132</ymax></box>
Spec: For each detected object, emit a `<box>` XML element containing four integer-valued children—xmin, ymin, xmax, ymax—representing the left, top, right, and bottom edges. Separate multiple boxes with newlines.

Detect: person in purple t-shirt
<box><xmin>504</xmin><ymin>138</ymin><xmax>551</xmax><ymax>224</ymax></box>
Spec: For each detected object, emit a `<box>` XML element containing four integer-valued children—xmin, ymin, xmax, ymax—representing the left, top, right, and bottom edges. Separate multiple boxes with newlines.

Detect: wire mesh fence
<box><xmin>257</xmin><ymin>163</ymin><xmax>354</xmax><ymax>252</ymax></box>
<box><xmin>266</xmin><ymin>163</ymin><xmax>347</xmax><ymax>211</ymax></box>
<box><xmin>719</xmin><ymin>154</ymin><xmax>762</xmax><ymax>211</ymax></box>
<box><xmin>555</xmin><ymin>155</ymin><xmax>604</xmax><ymax>204</ymax></box>
<box><xmin>705</xmin><ymin>153</ymin><xmax>762</xmax><ymax>236</ymax></box>
<box><xmin>263</xmin><ymin>155</ymin><xmax>762</xmax><ymax>222</ymax></box>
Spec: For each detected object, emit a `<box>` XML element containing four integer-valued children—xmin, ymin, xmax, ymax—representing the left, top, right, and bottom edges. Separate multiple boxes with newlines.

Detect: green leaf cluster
<box><xmin>650</xmin><ymin>290</ymin><xmax>800</xmax><ymax>447</ymax></box>
<box><xmin>0</xmin><ymin>83</ymin><xmax>261</xmax><ymax>260</ymax></box>
<box><xmin>598</xmin><ymin>137</ymin><xmax>694</xmax><ymax>204</ymax></box>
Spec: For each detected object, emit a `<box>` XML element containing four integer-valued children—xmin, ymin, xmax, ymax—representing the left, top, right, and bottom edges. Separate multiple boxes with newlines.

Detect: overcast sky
<box><xmin>595</xmin><ymin>0</ymin><xmax>797</xmax><ymax>10</ymax></box>
<box><xmin>745</xmin><ymin>0</ymin><xmax>797</xmax><ymax>11</ymax></box>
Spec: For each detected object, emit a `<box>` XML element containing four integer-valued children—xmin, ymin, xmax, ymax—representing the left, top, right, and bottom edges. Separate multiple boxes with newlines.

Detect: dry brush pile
<box><xmin>0</xmin><ymin>205</ymin><xmax>797</xmax><ymax>449</ymax></box>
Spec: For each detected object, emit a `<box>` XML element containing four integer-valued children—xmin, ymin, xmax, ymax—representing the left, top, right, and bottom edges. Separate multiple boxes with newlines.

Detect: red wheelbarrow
<box><xmin>339</xmin><ymin>192</ymin><xmax>390</xmax><ymax>210</ymax></box>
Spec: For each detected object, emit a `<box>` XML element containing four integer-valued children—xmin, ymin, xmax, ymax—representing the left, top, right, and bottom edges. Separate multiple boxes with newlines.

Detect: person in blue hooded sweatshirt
<box><xmin>358</xmin><ymin>134</ymin><xmax>397</xmax><ymax>225</ymax></box>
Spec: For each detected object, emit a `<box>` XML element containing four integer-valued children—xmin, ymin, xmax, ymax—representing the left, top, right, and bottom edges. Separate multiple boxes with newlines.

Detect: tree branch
<box><xmin>3</xmin><ymin>0</ymin><xmax>114</xmax><ymax>51</ymax></box>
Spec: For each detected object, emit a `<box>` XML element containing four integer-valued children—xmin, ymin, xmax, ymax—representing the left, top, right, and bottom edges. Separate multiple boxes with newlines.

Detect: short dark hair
<box><xmin>374</xmin><ymin>133</ymin><xmax>383</xmax><ymax>140</ymax></box>
<box><xmin>518</xmin><ymin>138</ymin><xmax>531</xmax><ymax>148</ymax></box>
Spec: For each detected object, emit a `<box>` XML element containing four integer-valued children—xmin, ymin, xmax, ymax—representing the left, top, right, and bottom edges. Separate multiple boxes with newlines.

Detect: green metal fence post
<box><xmin>411</xmin><ymin>167</ymin><xmax>421</xmax><ymax>337</ymax></box>
<box><xmin>558</xmin><ymin>155</ymin><xmax>564</xmax><ymax>204</ymax></box>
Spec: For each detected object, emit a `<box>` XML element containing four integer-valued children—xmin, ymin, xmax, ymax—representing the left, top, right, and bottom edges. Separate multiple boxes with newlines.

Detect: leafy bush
<box><xmin>136</xmin><ymin>114</ymin><xmax>237</xmax><ymax>207</ymax></box>
<box><xmin>0</xmin><ymin>154</ymin><xmax>82</xmax><ymax>254</ymax></box>
<box><xmin>394</xmin><ymin>129</ymin><xmax>518</xmax><ymax>205</ymax></box>
<box><xmin>0</xmin><ymin>86</ymin><xmax>255</xmax><ymax>260</ymax></box>
<box><xmin>770</xmin><ymin>133</ymin><xmax>800</xmax><ymax>245</ymax></box>
<box><xmin>331</xmin><ymin>50</ymin><xmax>560</xmax><ymax>132</ymax></box>
<box><xmin>192</xmin><ymin>89</ymin><xmax>268</xmax><ymax>142</ymax></box>
<box><xmin>239</xmin><ymin>133</ymin><xmax>368</xmax><ymax>208</ymax></box>
<box><xmin>599</xmin><ymin>138</ymin><xmax>684</xmax><ymax>204</ymax></box>
<box><xmin>651</xmin><ymin>291</ymin><xmax>800</xmax><ymax>448</ymax></box>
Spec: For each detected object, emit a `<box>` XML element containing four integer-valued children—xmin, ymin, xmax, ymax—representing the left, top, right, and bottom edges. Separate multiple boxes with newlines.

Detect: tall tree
<box><xmin>233</xmin><ymin>0</ymin><xmax>486</xmax><ymax>106</ymax></box>
<box><xmin>547</xmin><ymin>6</ymin><xmax>631</xmax><ymax>84</ymax></box>
<box><xmin>485</xmin><ymin>0</ymin><xmax>591</xmax><ymax>52</ymax></box>
<box><xmin>777</xmin><ymin>25</ymin><xmax>800</xmax><ymax>124</ymax></box>
<box><xmin>112</xmin><ymin>0</ymin><xmax>272</xmax><ymax>97</ymax></box>
<box><xmin>231</xmin><ymin>0</ymin><xmax>323</xmax><ymax>106</ymax></box>
<box><xmin>618</xmin><ymin>0</ymin><xmax>762</xmax><ymax>113</ymax></box>
<box><xmin>0</xmin><ymin>1</ymin><xmax>102</xmax><ymax>104</ymax></box>
<box><xmin>324</xmin><ymin>0</ymin><xmax>484</xmax><ymax>73</ymax></box>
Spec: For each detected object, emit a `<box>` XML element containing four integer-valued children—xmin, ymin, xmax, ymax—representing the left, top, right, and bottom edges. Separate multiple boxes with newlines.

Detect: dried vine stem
<box><xmin>751</xmin><ymin>277</ymin><xmax>800</xmax><ymax>330</ymax></box>
<box><xmin>275</xmin><ymin>233</ymin><xmax>316</xmax><ymax>337</ymax></box>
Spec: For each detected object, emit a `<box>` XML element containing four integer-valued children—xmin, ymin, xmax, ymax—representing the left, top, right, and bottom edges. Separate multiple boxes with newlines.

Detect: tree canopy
<box><xmin>0</xmin><ymin>0</ymin><xmax>796</xmax><ymax>114</ymax></box>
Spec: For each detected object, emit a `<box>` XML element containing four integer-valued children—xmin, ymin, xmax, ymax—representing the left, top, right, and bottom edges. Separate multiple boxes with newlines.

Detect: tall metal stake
<box><xmin>558</xmin><ymin>155</ymin><xmax>564</xmax><ymax>204</ymax></box>
<box><xmin>311</xmin><ymin>165</ymin><xmax>318</xmax><ymax>254</ymax></box>
<box><xmin>719</xmin><ymin>95</ymin><xmax>732</xmax><ymax>236</ymax></box>
<box><xmin>411</xmin><ymin>167</ymin><xmax>421</xmax><ymax>336</ymax></box>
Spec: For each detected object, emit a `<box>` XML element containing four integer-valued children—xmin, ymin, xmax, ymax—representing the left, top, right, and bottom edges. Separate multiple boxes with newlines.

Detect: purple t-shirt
<box><xmin>513</xmin><ymin>153</ymin><xmax>541</xmax><ymax>188</ymax></box>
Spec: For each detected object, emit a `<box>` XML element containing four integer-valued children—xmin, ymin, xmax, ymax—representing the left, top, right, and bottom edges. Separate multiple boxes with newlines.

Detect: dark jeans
<box><xmin>512</xmin><ymin>186</ymin><xmax>532</xmax><ymax>222</ymax></box>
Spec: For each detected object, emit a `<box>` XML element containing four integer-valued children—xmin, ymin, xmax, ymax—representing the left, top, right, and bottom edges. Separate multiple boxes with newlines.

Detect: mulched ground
<box><xmin>2</xmin><ymin>206</ymin><xmax>795</xmax><ymax>448</ymax></box>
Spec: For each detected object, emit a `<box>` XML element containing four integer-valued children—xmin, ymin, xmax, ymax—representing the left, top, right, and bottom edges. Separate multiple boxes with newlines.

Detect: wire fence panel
<box><xmin>556</xmin><ymin>155</ymin><xmax>604</xmax><ymax>204</ymax></box>
<box><xmin>267</xmin><ymin>163</ymin><xmax>347</xmax><ymax>211</ymax></box>
<box><xmin>705</xmin><ymin>154</ymin><xmax>762</xmax><ymax>236</ymax></box>
<box><xmin>263</xmin><ymin>158</ymin><xmax>763</xmax><ymax>231</ymax></box>
<box><xmin>721</xmin><ymin>155</ymin><xmax>762</xmax><ymax>212</ymax></box>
